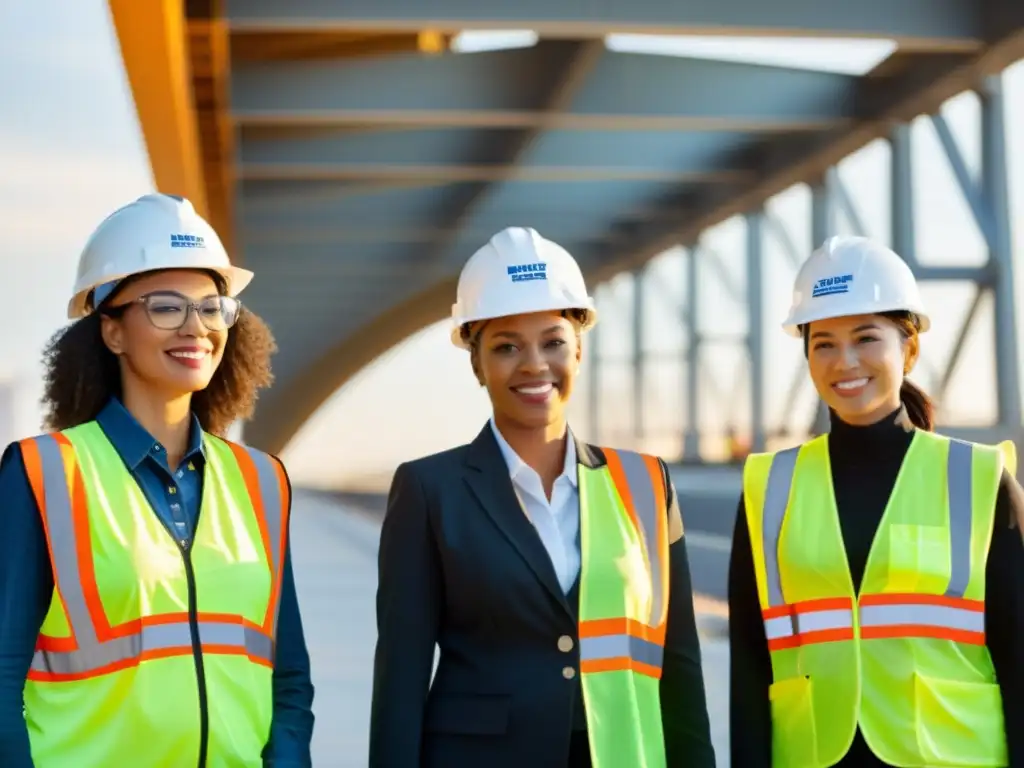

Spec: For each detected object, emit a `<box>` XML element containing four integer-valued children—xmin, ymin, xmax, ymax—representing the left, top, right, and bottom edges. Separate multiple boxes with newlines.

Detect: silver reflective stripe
<box><xmin>860</xmin><ymin>603</ymin><xmax>984</xmax><ymax>634</ymax></box>
<box><xmin>761</xmin><ymin>446</ymin><xmax>800</xmax><ymax>609</ymax></box>
<box><xmin>579</xmin><ymin>633</ymin><xmax>664</xmax><ymax>670</ymax></box>
<box><xmin>615</xmin><ymin>450</ymin><xmax>664</xmax><ymax>627</ymax></box>
<box><xmin>244</xmin><ymin>447</ymin><xmax>285</xmax><ymax>637</ymax></box>
<box><xmin>945</xmin><ymin>439</ymin><xmax>973</xmax><ymax>599</ymax></box>
<box><xmin>30</xmin><ymin>620</ymin><xmax>274</xmax><ymax>675</ymax></box>
<box><xmin>764</xmin><ymin>606</ymin><xmax>854</xmax><ymax>643</ymax></box>
<box><xmin>764</xmin><ymin>616</ymin><xmax>794</xmax><ymax>640</ymax></box>
<box><xmin>31</xmin><ymin>435</ymin><xmax>98</xmax><ymax>647</ymax></box>
<box><xmin>793</xmin><ymin>608</ymin><xmax>854</xmax><ymax>634</ymax></box>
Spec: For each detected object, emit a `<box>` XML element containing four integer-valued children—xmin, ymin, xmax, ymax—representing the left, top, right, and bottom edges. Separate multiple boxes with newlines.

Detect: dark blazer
<box><xmin>369</xmin><ymin>424</ymin><xmax>717</xmax><ymax>768</ymax></box>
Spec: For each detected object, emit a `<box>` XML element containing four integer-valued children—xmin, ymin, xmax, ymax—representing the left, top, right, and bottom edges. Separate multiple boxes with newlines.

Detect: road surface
<box><xmin>290</xmin><ymin>490</ymin><xmax>731</xmax><ymax>766</ymax></box>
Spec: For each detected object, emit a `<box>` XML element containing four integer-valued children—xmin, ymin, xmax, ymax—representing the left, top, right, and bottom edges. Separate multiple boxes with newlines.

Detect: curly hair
<box><xmin>40</xmin><ymin>302</ymin><xmax>278</xmax><ymax>437</ymax></box>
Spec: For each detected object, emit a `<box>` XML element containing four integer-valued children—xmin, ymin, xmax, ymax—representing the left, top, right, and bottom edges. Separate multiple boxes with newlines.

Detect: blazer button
<box><xmin>558</xmin><ymin>635</ymin><xmax>574</xmax><ymax>653</ymax></box>
<box><xmin>562</xmin><ymin>666</ymin><xmax>576</xmax><ymax>680</ymax></box>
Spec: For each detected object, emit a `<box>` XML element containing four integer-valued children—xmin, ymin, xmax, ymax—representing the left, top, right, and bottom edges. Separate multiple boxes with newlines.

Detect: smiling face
<box><xmin>99</xmin><ymin>270</ymin><xmax>228</xmax><ymax>399</ymax></box>
<box><xmin>474</xmin><ymin>310</ymin><xmax>581</xmax><ymax>432</ymax></box>
<box><xmin>806</xmin><ymin>312</ymin><xmax>918</xmax><ymax>426</ymax></box>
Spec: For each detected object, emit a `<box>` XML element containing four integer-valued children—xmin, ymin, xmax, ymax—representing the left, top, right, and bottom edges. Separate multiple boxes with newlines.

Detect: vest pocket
<box><xmin>769</xmin><ymin>675</ymin><xmax>818</xmax><ymax>767</ymax></box>
<box><xmin>913</xmin><ymin>673</ymin><xmax>1007</xmax><ymax>764</ymax></box>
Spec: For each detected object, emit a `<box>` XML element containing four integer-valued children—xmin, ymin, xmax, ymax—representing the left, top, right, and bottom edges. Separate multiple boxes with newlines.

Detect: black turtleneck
<box><xmin>728</xmin><ymin>408</ymin><xmax>1024</xmax><ymax>767</ymax></box>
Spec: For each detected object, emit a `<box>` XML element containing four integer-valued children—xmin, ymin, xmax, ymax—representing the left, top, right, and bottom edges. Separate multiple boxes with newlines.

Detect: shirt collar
<box><xmin>96</xmin><ymin>398</ymin><xmax>205</xmax><ymax>470</ymax></box>
<box><xmin>489</xmin><ymin>417</ymin><xmax>578</xmax><ymax>488</ymax></box>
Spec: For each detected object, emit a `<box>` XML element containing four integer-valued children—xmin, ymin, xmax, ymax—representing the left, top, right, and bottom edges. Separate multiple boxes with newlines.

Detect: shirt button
<box><xmin>168</xmin><ymin>487</ymin><xmax>177</xmax><ymax>495</ymax></box>
<box><xmin>562</xmin><ymin>666</ymin><xmax>576</xmax><ymax>680</ymax></box>
<box><xmin>558</xmin><ymin>635</ymin><xmax>574</xmax><ymax>653</ymax></box>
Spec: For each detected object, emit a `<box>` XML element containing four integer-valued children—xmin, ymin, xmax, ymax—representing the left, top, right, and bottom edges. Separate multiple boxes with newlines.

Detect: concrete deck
<box><xmin>290</xmin><ymin>489</ymin><xmax>731</xmax><ymax>765</ymax></box>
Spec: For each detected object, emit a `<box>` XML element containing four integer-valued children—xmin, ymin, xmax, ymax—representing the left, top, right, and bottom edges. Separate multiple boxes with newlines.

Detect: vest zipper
<box><xmin>179</xmin><ymin>537</ymin><xmax>210</xmax><ymax>768</ymax></box>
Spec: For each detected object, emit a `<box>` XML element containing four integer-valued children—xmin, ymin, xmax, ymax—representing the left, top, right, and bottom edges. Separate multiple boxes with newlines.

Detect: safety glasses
<box><xmin>104</xmin><ymin>291</ymin><xmax>241</xmax><ymax>332</ymax></box>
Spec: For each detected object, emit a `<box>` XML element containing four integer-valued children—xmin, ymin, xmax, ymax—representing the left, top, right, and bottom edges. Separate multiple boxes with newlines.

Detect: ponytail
<box><xmin>900</xmin><ymin>378</ymin><xmax>935</xmax><ymax>431</ymax></box>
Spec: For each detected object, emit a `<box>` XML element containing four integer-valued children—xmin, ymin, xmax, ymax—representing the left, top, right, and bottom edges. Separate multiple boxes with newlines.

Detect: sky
<box><xmin>1</xmin><ymin>1</ymin><xmax>1023</xmax><ymax>489</ymax></box>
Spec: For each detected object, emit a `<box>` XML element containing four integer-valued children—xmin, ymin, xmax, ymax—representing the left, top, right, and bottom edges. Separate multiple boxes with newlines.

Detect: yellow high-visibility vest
<box><xmin>743</xmin><ymin>430</ymin><xmax>1009</xmax><ymax>767</ymax></box>
<box><xmin>577</xmin><ymin>448</ymin><xmax>673</xmax><ymax>767</ymax></box>
<box><xmin>19</xmin><ymin>421</ymin><xmax>290</xmax><ymax>768</ymax></box>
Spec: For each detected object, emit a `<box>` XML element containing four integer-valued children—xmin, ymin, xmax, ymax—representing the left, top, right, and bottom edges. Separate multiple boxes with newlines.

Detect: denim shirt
<box><xmin>98</xmin><ymin>398</ymin><xmax>206</xmax><ymax>544</ymax></box>
<box><xmin>0</xmin><ymin>399</ymin><xmax>314</xmax><ymax>767</ymax></box>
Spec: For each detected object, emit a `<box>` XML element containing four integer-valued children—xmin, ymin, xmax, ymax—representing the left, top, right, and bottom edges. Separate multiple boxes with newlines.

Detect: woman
<box><xmin>0</xmin><ymin>194</ymin><xmax>315</xmax><ymax>767</ymax></box>
<box><xmin>728</xmin><ymin>235</ymin><xmax>1024</xmax><ymax>767</ymax></box>
<box><xmin>369</xmin><ymin>227</ymin><xmax>717</xmax><ymax>768</ymax></box>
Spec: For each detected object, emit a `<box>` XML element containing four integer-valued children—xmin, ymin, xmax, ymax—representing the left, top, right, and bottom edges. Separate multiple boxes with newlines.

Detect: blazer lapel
<box><xmin>463</xmin><ymin>424</ymin><xmax>571</xmax><ymax>615</ymax></box>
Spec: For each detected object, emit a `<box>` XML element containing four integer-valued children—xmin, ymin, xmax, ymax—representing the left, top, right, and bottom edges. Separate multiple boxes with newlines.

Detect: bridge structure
<box><xmin>107</xmin><ymin>0</ymin><xmax>1024</xmax><ymax>469</ymax></box>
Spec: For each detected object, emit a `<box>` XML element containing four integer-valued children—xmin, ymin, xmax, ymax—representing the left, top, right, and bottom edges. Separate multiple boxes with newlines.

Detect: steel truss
<box><xmin>587</xmin><ymin>72</ymin><xmax>1022</xmax><ymax>461</ymax></box>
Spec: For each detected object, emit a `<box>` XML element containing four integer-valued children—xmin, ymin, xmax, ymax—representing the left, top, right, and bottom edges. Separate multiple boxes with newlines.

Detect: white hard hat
<box><xmin>67</xmin><ymin>193</ymin><xmax>253</xmax><ymax>319</ymax></box>
<box><xmin>450</xmin><ymin>227</ymin><xmax>597</xmax><ymax>348</ymax></box>
<box><xmin>782</xmin><ymin>235</ymin><xmax>930</xmax><ymax>337</ymax></box>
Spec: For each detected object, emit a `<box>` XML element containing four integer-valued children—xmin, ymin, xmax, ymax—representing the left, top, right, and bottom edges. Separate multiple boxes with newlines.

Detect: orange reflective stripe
<box><xmin>579</xmin><ymin>617</ymin><xmax>664</xmax><ymax>678</ymax></box>
<box><xmin>762</xmin><ymin>597</ymin><xmax>856</xmax><ymax>651</ymax></box>
<box><xmin>20</xmin><ymin>434</ymin><xmax>103</xmax><ymax>651</ymax></box>
<box><xmin>603</xmin><ymin>449</ymin><xmax>642</xmax><ymax>545</ymax></box>
<box><xmin>859</xmin><ymin>593</ymin><xmax>985</xmax><ymax>645</ymax></box>
<box><xmin>227</xmin><ymin>443</ymin><xmax>290</xmax><ymax>639</ymax></box>
<box><xmin>602</xmin><ymin>448</ymin><xmax>669</xmax><ymax>632</ymax></box>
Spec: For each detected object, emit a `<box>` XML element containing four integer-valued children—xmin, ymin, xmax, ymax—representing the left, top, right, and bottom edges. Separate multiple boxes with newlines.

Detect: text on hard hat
<box><xmin>507</xmin><ymin>263</ymin><xmax>547</xmax><ymax>283</ymax></box>
<box><xmin>811</xmin><ymin>273</ymin><xmax>853</xmax><ymax>298</ymax></box>
<box><xmin>170</xmin><ymin>234</ymin><xmax>206</xmax><ymax>249</ymax></box>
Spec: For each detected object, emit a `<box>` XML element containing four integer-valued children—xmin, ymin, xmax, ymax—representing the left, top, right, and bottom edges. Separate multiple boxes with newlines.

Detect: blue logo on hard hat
<box><xmin>812</xmin><ymin>273</ymin><xmax>853</xmax><ymax>298</ymax></box>
<box><xmin>508</xmin><ymin>263</ymin><xmax>547</xmax><ymax>283</ymax></box>
<box><xmin>170</xmin><ymin>233</ymin><xmax>205</xmax><ymax>248</ymax></box>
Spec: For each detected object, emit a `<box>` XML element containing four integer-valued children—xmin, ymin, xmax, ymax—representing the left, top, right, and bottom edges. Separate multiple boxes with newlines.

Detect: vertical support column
<box><xmin>890</xmin><ymin>123</ymin><xmax>917</xmax><ymax>264</ymax></box>
<box><xmin>588</xmin><ymin>289</ymin><xmax>601</xmax><ymax>444</ymax></box>
<box><xmin>809</xmin><ymin>176</ymin><xmax>834</xmax><ymax>435</ymax></box>
<box><xmin>980</xmin><ymin>74</ymin><xmax>1022</xmax><ymax>427</ymax></box>
<box><xmin>746</xmin><ymin>210</ymin><xmax>767</xmax><ymax>453</ymax></box>
<box><xmin>811</xmin><ymin>177</ymin><xmax>834</xmax><ymax>246</ymax></box>
<box><xmin>632</xmin><ymin>267</ymin><xmax>645</xmax><ymax>446</ymax></box>
<box><xmin>683</xmin><ymin>245</ymin><xmax>701</xmax><ymax>461</ymax></box>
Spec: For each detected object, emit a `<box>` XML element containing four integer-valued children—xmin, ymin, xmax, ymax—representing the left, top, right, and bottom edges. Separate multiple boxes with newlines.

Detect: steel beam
<box><xmin>231</xmin><ymin>50</ymin><xmax>857</xmax><ymax>132</ymax></box>
<box><xmin>225</xmin><ymin>0</ymin><xmax>982</xmax><ymax>52</ymax></box>
<box><xmin>930</xmin><ymin>113</ymin><xmax>996</xmax><ymax>244</ymax></box>
<box><xmin>936</xmin><ymin>287</ymin><xmax>986</xmax><ymax>403</ymax></box>
<box><xmin>683</xmin><ymin>245</ymin><xmax>701</xmax><ymax>460</ymax></box>
<box><xmin>600</xmin><ymin>18</ymin><xmax>1024</xmax><ymax>281</ymax></box>
<box><xmin>746</xmin><ymin>210</ymin><xmax>767</xmax><ymax>452</ymax></box>
<box><xmin>431</xmin><ymin>41</ymin><xmax>605</xmax><ymax>269</ymax></box>
<box><xmin>979</xmin><ymin>74</ymin><xmax>1022</xmax><ymax>426</ymax></box>
<box><xmin>809</xmin><ymin>177</ymin><xmax>833</xmax><ymax>435</ymax></box>
<box><xmin>890</xmin><ymin>123</ymin><xmax>917</xmax><ymax>265</ymax></box>
<box><xmin>237</xmin><ymin>163</ymin><xmax>751</xmax><ymax>183</ymax></box>
<box><xmin>830</xmin><ymin>167</ymin><xmax>869</xmax><ymax>237</ymax></box>
<box><xmin>238</xmin><ymin>127</ymin><xmax>524</xmax><ymax>167</ymax></box>
<box><xmin>633</xmin><ymin>268</ymin><xmax>645</xmax><ymax>443</ymax></box>
<box><xmin>588</xmin><ymin>294</ymin><xmax>601</xmax><ymax>443</ymax></box>
<box><xmin>108</xmin><ymin>0</ymin><xmax>209</xmax><ymax>214</ymax></box>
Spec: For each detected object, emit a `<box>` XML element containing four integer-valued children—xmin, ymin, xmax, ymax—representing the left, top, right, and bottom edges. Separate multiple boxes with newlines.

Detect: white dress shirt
<box><xmin>489</xmin><ymin>419</ymin><xmax>581</xmax><ymax>594</ymax></box>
